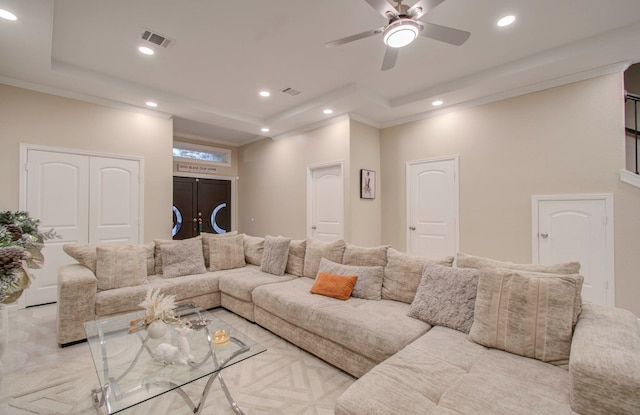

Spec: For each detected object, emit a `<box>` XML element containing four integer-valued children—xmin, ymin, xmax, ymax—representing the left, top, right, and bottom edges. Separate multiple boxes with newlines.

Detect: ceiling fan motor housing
<box><xmin>383</xmin><ymin>18</ymin><xmax>424</xmax><ymax>48</ymax></box>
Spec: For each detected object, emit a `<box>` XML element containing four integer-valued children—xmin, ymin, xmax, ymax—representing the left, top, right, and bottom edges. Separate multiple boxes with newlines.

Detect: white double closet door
<box><xmin>22</xmin><ymin>147</ymin><xmax>142</xmax><ymax>307</ymax></box>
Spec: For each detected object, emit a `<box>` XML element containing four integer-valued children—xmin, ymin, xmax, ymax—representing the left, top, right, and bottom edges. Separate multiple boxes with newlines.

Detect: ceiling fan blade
<box><xmin>381</xmin><ymin>47</ymin><xmax>399</xmax><ymax>71</ymax></box>
<box><xmin>407</xmin><ymin>0</ymin><xmax>446</xmax><ymax>20</ymax></box>
<box><xmin>420</xmin><ymin>22</ymin><xmax>470</xmax><ymax>46</ymax></box>
<box><xmin>363</xmin><ymin>0</ymin><xmax>399</xmax><ymax>19</ymax></box>
<box><xmin>325</xmin><ymin>27</ymin><xmax>385</xmax><ymax>48</ymax></box>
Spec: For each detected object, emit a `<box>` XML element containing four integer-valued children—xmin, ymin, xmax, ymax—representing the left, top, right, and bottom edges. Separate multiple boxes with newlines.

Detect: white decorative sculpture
<box><xmin>153</xmin><ymin>326</ymin><xmax>194</xmax><ymax>366</ymax></box>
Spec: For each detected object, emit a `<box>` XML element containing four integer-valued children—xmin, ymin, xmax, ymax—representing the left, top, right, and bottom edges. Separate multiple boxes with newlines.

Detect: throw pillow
<box><xmin>285</xmin><ymin>239</ymin><xmax>306</xmax><ymax>277</ymax></box>
<box><xmin>161</xmin><ymin>237</ymin><xmax>207</xmax><ymax>278</ymax></box>
<box><xmin>154</xmin><ymin>236</ymin><xmax>202</xmax><ymax>274</ymax></box>
<box><xmin>318</xmin><ymin>258</ymin><xmax>383</xmax><ymax>300</ymax></box>
<box><xmin>201</xmin><ymin>232</ymin><xmax>238</xmax><ymax>268</ymax></box>
<box><xmin>302</xmin><ymin>238</ymin><xmax>346</xmax><ymax>278</ymax></box>
<box><xmin>342</xmin><ymin>244</ymin><xmax>390</xmax><ymax>267</ymax></box>
<box><xmin>260</xmin><ymin>235</ymin><xmax>291</xmax><ymax>276</ymax></box>
<box><xmin>468</xmin><ymin>268</ymin><xmax>584</xmax><ymax>367</ymax></box>
<box><xmin>209</xmin><ymin>234</ymin><xmax>246</xmax><ymax>271</ymax></box>
<box><xmin>456</xmin><ymin>252</ymin><xmax>581</xmax><ymax>274</ymax></box>
<box><xmin>63</xmin><ymin>243</ymin><xmax>98</xmax><ymax>272</ymax></box>
<box><xmin>382</xmin><ymin>248</ymin><xmax>455</xmax><ymax>304</ymax></box>
<box><xmin>95</xmin><ymin>245</ymin><xmax>148</xmax><ymax>290</ymax></box>
<box><xmin>143</xmin><ymin>242</ymin><xmax>155</xmax><ymax>276</ymax></box>
<box><xmin>407</xmin><ymin>263</ymin><xmax>479</xmax><ymax>333</ymax></box>
<box><xmin>243</xmin><ymin>234</ymin><xmax>264</xmax><ymax>266</ymax></box>
<box><xmin>310</xmin><ymin>272</ymin><xmax>358</xmax><ymax>301</ymax></box>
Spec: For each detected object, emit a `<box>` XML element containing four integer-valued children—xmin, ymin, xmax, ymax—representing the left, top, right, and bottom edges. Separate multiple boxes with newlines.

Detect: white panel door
<box><xmin>535</xmin><ymin>197</ymin><xmax>612</xmax><ymax>306</ymax></box>
<box><xmin>90</xmin><ymin>157</ymin><xmax>140</xmax><ymax>244</ymax></box>
<box><xmin>407</xmin><ymin>157</ymin><xmax>458</xmax><ymax>257</ymax></box>
<box><xmin>25</xmin><ymin>150</ymin><xmax>90</xmax><ymax>306</ymax></box>
<box><xmin>308</xmin><ymin>163</ymin><xmax>344</xmax><ymax>242</ymax></box>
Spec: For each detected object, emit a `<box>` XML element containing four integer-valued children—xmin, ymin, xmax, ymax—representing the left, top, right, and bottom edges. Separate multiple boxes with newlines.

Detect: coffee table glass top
<box><xmin>84</xmin><ymin>304</ymin><xmax>266</xmax><ymax>414</ymax></box>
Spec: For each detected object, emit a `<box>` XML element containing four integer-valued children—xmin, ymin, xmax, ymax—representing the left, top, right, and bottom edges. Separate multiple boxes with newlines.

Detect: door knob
<box><xmin>311</xmin><ymin>226</ymin><xmax>317</xmax><ymax>230</ymax></box>
<box><xmin>409</xmin><ymin>226</ymin><xmax>416</xmax><ymax>231</ymax></box>
<box><xmin>539</xmin><ymin>233</ymin><xmax>549</xmax><ymax>239</ymax></box>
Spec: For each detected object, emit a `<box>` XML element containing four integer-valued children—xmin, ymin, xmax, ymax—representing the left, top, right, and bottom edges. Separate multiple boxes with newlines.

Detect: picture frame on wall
<box><xmin>360</xmin><ymin>169</ymin><xmax>375</xmax><ymax>199</ymax></box>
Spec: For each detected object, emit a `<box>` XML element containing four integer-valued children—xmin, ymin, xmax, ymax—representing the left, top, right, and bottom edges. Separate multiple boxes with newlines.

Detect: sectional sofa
<box><xmin>57</xmin><ymin>233</ymin><xmax>640</xmax><ymax>415</ymax></box>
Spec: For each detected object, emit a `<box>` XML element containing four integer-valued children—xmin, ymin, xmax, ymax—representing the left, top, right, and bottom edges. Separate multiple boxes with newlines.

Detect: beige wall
<box><xmin>237</xmin><ymin>119</ymin><xmax>350</xmax><ymax>239</ymax></box>
<box><xmin>380</xmin><ymin>73</ymin><xmax>640</xmax><ymax>315</ymax></box>
<box><xmin>348</xmin><ymin>120</ymin><xmax>382</xmax><ymax>246</ymax></box>
<box><xmin>0</xmin><ymin>84</ymin><xmax>174</xmax><ymax>242</ymax></box>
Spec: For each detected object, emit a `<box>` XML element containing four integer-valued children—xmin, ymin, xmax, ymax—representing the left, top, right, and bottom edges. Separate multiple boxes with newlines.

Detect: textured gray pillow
<box><xmin>342</xmin><ymin>244</ymin><xmax>390</xmax><ymax>267</ymax></box>
<box><xmin>260</xmin><ymin>235</ymin><xmax>291</xmax><ymax>276</ymax></box>
<box><xmin>303</xmin><ymin>238</ymin><xmax>346</xmax><ymax>278</ymax></box>
<box><xmin>469</xmin><ymin>268</ymin><xmax>584</xmax><ymax>368</ymax></box>
<box><xmin>382</xmin><ymin>248</ymin><xmax>455</xmax><ymax>304</ymax></box>
<box><xmin>456</xmin><ymin>252</ymin><xmax>580</xmax><ymax>274</ymax></box>
<box><xmin>243</xmin><ymin>234</ymin><xmax>264</xmax><ymax>266</ymax></box>
<box><xmin>318</xmin><ymin>258</ymin><xmax>383</xmax><ymax>300</ymax></box>
<box><xmin>95</xmin><ymin>245</ymin><xmax>148</xmax><ymax>290</ymax></box>
<box><xmin>209</xmin><ymin>234</ymin><xmax>246</xmax><ymax>271</ymax></box>
<box><xmin>407</xmin><ymin>263</ymin><xmax>478</xmax><ymax>333</ymax></box>
<box><xmin>154</xmin><ymin>236</ymin><xmax>202</xmax><ymax>274</ymax></box>
<box><xmin>161</xmin><ymin>237</ymin><xmax>207</xmax><ymax>278</ymax></box>
<box><xmin>285</xmin><ymin>239</ymin><xmax>306</xmax><ymax>277</ymax></box>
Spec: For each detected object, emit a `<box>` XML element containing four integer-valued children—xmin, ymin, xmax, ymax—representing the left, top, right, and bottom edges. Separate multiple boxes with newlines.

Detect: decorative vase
<box><xmin>147</xmin><ymin>320</ymin><xmax>167</xmax><ymax>339</ymax></box>
<box><xmin>0</xmin><ymin>304</ymin><xmax>7</xmax><ymax>359</ymax></box>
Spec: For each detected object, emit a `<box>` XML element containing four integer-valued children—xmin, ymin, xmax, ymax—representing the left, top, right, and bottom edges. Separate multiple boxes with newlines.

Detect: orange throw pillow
<box><xmin>310</xmin><ymin>272</ymin><xmax>358</xmax><ymax>301</ymax></box>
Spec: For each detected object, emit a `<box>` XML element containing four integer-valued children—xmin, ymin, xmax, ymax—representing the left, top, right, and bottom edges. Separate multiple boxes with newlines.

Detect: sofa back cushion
<box><xmin>408</xmin><ymin>263</ymin><xmax>478</xmax><ymax>333</ymax></box>
<box><xmin>63</xmin><ymin>243</ymin><xmax>98</xmax><ymax>272</ymax></box>
<box><xmin>200</xmin><ymin>232</ymin><xmax>238</xmax><ymax>268</ymax></box>
<box><xmin>382</xmin><ymin>248</ymin><xmax>455</xmax><ymax>304</ymax></box>
<box><xmin>95</xmin><ymin>245</ymin><xmax>148</xmax><ymax>290</ymax></box>
<box><xmin>209</xmin><ymin>233</ymin><xmax>246</xmax><ymax>271</ymax></box>
<box><xmin>469</xmin><ymin>268</ymin><xmax>584</xmax><ymax>368</ymax></box>
<box><xmin>318</xmin><ymin>258</ymin><xmax>383</xmax><ymax>300</ymax></box>
<box><xmin>285</xmin><ymin>239</ymin><xmax>306</xmax><ymax>277</ymax></box>
<box><xmin>302</xmin><ymin>238</ymin><xmax>346</xmax><ymax>278</ymax></box>
<box><xmin>243</xmin><ymin>234</ymin><xmax>264</xmax><ymax>266</ymax></box>
<box><xmin>456</xmin><ymin>252</ymin><xmax>580</xmax><ymax>274</ymax></box>
<box><xmin>342</xmin><ymin>244</ymin><xmax>389</xmax><ymax>267</ymax></box>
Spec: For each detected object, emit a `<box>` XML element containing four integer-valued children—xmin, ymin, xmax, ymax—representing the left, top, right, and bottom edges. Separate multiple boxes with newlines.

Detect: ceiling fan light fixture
<box><xmin>383</xmin><ymin>19</ymin><xmax>421</xmax><ymax>48</ymax></box>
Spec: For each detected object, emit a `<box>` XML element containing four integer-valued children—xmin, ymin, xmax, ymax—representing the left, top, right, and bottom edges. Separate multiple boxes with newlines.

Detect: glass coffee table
<box><xmin>84</xmin><ymin>303</ymin><xmax>266</xmax><ymax>414</ymax></box>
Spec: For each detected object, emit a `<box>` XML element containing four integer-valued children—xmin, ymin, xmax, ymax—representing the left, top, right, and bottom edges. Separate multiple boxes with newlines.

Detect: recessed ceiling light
<box><xmin>259</xmin><ymin>91</ymin><xmax>271</xmax><ymax>97</ymax></box>
<box><xmin>323</xmin><ymin>109</ymin><xmax>333</xmax><ymax>115</ymax></box>
<box><xmin>138</xmin><ymin>46</ymin><xmax>154</xmax><ymax>55</ymax></box>
<box><xmin>145</xmin><ymin>101</ymin><xmax>158</xmax><ymax>107</ymax></box>
<box><xmin>497</xmin><ymin>15</ymin><xmax>516</xmax><ymax>27</ymax></box>
<box><xmin>432</xmin><ymin>100</ymin><xmax>443</xmax><ymax>106</ymax></box>
<box><xmin>261</xmin><ymin>127</ymin><xmax>270</xmax><ymax>132</ymax></box>
<box><xmin>0</xmin><ymin>9</ymin><xmax>17</xmax><ymax>21</ymax></box>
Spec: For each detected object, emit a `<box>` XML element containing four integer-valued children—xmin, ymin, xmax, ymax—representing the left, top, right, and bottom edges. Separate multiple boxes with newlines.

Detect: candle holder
<box><xmin>211</xmin><ymin>328</ymin><xmax>230</xmax><ymax>349</ymax></box>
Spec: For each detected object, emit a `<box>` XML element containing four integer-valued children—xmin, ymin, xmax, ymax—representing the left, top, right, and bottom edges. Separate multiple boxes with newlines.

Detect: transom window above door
<box><xmin>173</xmin><ymin>141</ymin><xmax>231</xmax><ymax>167</ymax></box>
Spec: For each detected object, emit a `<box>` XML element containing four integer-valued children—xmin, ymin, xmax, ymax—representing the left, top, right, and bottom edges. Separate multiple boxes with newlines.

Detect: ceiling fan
<box><xmin>326</xmin><ymin>0</ymin><xmax>470</xmax><ymax>71</ymax></box>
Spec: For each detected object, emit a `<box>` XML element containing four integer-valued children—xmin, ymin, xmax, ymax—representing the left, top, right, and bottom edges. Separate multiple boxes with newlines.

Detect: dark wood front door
<box><xmin>172</xmin><ymin>177</ymin><xmax>231</xmax><ymax>239</ymax></box>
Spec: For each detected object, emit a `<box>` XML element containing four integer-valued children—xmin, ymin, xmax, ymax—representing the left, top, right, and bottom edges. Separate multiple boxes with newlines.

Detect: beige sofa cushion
<box><xmin>285</xmin><ymin>239</ymin><xmax>306</xmax><ymax>277</ymax></box>
<box><xmin>302</xmin><ymin>238</ymin><xmax>346</xmax><ymax>278</ymax></box>
<box><xmin>161</xmin><ymin>237</ymin><xmax>207</xmax><ymax>278</ymax></box>
<box><xmin>318</xmin><ymin>258</ymin><xmax>384</xmax><ymax>300</ymax></box>
<box><xmin>219</xmin><ymin>265</ymin><xmax>296</xmax><ymax>302</ymax></box>
<box><xmin>63</xmin><ymin>243</ymin><xmax>98</xmax><ymax>272</ymax></box>
<box><xmin>95</xmin><ymin>245</ymin><xmax>148</xmax><ymax>291</ymax></box>
<box><xmin>342</xmin><ymin>244</ymin><xmax>389</xmax><ymax>267</ymax></box>
<box><xmin>260</xmin><ymin>235</ymin><xmax>291</xmax><ymax>276</ymax></box>
<box><xmin>243</xmin><ymin>234</ymin><xmax>264</xmax><ymax>266</ymax></box>
<box><xmin>456</xmin><ymin>252</ymin><xmax>580</xmax><ymax>274</ymax></box>
<box><xmin>382</xmin><ymin>248</ymin><xmax>455</xmax><ymax>304</ymax></box>
<box><xmin>200</xmin><ymin>231</ymin><xmax>238</xmax><ymax>268</ymax></box>
<box><xmin>408</xmin><ymin>263</ymin><xmax>478</xmax><ymax>334</ymax></box>
<box><xmin>209</xmin><ymin>234</ymin><xmax>246</xmax><ymax>271</ymax></box>
<box><xmin>154</xmin><ymin>236</ymin><xmax>202</xmax><ymax>274</ymax></box>
<box><xmin>469</xmin><ymin>268</ymin><xmax>583</xmax><ymax>368</ymax></box>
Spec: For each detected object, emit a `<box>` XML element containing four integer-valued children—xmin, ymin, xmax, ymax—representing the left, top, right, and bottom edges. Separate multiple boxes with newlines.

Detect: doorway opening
<box><xmin>173</xmin><ymin>177</ymin><xmax>231</xmax><ymax>239</ymax></box>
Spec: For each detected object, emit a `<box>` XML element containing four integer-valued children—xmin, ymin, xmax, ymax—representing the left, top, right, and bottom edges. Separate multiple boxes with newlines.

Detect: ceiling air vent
<box><xmin>140</xmin><ymin>29</ymin><xmax>173</xmax><ymax>48</ymax></box>
<box><xmin>281</xmin><ymin>87</ymin><xmax>301</xmax><ymax>96</ymax></box>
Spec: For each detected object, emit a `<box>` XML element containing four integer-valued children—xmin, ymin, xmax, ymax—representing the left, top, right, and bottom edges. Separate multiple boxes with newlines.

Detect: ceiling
<box><xmin>2</xmin><ymin>0</ymin><xmax>640</xmax><ymax>146</ymax></box>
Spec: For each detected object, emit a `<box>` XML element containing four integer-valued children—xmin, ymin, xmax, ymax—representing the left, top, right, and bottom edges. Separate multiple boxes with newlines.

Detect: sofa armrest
<box><xmin>56</xmin><ymin>263</ymin><xmax>98</xmax><ymax>346</ymax></box>
<box><xmin>569</xmin><ymin>303</ymin><xmax>640</xmax><ymax>415</ymax></box>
